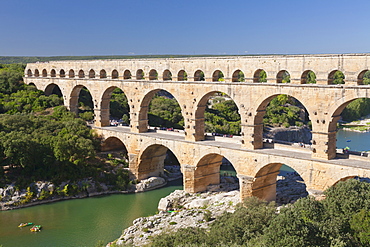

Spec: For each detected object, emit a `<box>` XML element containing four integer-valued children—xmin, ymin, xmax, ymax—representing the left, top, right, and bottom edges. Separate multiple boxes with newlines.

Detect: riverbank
<box><xmin>340</xmin><ymin>114</ymin><xmax>370</xmax><ymax>132</ymax></box>
<box><xmin>0</xmin><ymin>176</ymin><xmax>169</xmax><ymax>211</ymax></box>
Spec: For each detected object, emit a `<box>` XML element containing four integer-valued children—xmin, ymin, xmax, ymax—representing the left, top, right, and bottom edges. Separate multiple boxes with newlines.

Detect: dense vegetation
<box><xmin>151</xmin><ymin>179</ymin><xmax>370</xmax><ymax>247</ymax></box>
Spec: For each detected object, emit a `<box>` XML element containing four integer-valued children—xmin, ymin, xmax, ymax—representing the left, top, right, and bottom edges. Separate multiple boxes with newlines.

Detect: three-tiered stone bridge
<box><xmin>24</xmin><ymin>54</ymin><xmax>370</xmax><ymax>201</ymax></box>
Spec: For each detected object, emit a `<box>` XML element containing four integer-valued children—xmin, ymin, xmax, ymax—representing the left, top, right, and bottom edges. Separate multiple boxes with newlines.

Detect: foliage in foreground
<box><xmin>150</xmin><ymin>179</ymin><xmax>370</xmax><ymax>247</ymax></box>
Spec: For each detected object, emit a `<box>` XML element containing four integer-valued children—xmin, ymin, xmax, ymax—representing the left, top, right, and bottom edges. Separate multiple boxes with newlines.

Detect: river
<box><xmin>1</xmin><ymin>130</ymin><xmax>368</xmax><ymax>246</ymax></box>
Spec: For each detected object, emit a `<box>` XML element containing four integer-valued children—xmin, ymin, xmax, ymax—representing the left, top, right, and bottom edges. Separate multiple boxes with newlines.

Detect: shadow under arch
<box><xmin>136</xmin><ymin>144</ymin><xmax>181</xmax><ymax>181</ymax></box>
<box><xmin>44</xmin><ymin>83</ymin><xmax>63</xmax><ymax>97</ymax></box>
<box><xmin>101</xmin><ymin>136</ymin><xmax>128</xmax><ymax>152</ymax></box>
<box><xmin>100</xmin><ymin>86</ymin><xmax>130</xmax><ymax>127</ymax></box>
<box><xmin>194</xmin><ymin>153</ymin><xmax>238</xmax><ymax>192</ymax></box>
<box><xmin>252</xmin><ymin>163</ymin><xmax>308</xmax><ymax>203</ymax></box>
<box><xmin>194</xmin><ymin>91</ymin><xmax>241</xmax><ymax>141</ymax></box>
<box><xmin>138</xmin><ymin>89</ymin><xmax>184</xmax><ymax>132</ymax></box>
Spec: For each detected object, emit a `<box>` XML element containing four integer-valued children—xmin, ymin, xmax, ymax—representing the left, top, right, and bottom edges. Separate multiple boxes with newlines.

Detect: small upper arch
<box><xmin>163</xmin><ymin>69</ymin><xmax>172</xmax><ymax>81</ymax></box>
<box><xmin>194</xmin><ymin>70</ymin><xmax>205</xmax><ymax>81</ymax></box>
<box><xmin>149</xmin><ymin>69</ymin><xmax>158</xmax><ymax>80</ymax></box>
<box><xmin>177</xmin><ymin>70</ymin><xmax>187</xmax><ymax>81</ymax></box>
<box><xmin>27</xmin><ymin>69</ymin><xmax>32</xmax><ymax>77</ymax></box>
<box><xmin>89</xmin><ymin>69</ymin><xmax>96</xmax><ymax>78</ymax></box>
<box><xmin>78</xmin><ymin>70</ymin><xmax>85</xmax><ymax>78</ymax></box>
<box><xmin>59</xmin><ymin>69</ymin><xmax>66</xmax><ymax>78</ymax></box>
<box><xmin>328</xmin><ymin>70</ymin><xmax>345</xmax><ymax>84</ymax></box>
<box><xmin>124</xmin><ymin>70</ymin><xmax>132</xmax><ymax>79</ymax></box>
<box><xmin>34</xmin><ymin>69</ymin><xmax>39</xmax><ymax>77</ymax></box>
<box><xmin>276</xmin><ymin>70</ymin><xmax>290</xmax><ymax>83</ymax></box>
<box><xmin>232</xmin><ymin>69</ymin><xmax>245</xmax><ymax>82</ymax></box>
<box><xmin>100</xmin><ymin>69</ymin><xmax>107</xmax><ymax>79</ymax></box>
<box><xmin>136</xmin><ymin>69</ymin><xmax>144</xmax><ymax>80</ymax></box>
<box><xmin>212</xmin><ymin>70</ymin><xmax>224</xmax><ymax>82</ymax></box>
<box><xmin>301</xmin><ymin>70</ymin><xmax>316</xmax><ymax>84</ymax></box>
<box><xmin>42</xmin><ymin>69</ymin><xmax>47</xmax><ymax>77</ymax></box>
<box><xmin>112</xmin><ymin>69</ymin><xmax>119</xmax><ymax>79</ymax></box>
<box><xmin>69</xmin><ymin>69</ymin><xmax>75</xmax><ymax>78</ymax></box>
<box><xmin>50</xmin><ymin>69</ymin><xmax>56</xmax><ymax>77</ymax></box>
<box><xmin>357</xmin><ymin>69</ymin><xmax>370</xmax><ymax>85</ymax></box>
<box><xmin>253</xmin><ymin>69</ymin><xmax>267</xmax><ymax>83</ymax></box>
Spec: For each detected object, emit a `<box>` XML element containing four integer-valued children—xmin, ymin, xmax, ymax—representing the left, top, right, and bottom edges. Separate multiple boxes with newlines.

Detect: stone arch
<box><xmin>44</xmin><ymin>83</ymin><xmax>63</xmax><ymax>97</ymax></box>
<box><xmin>124</xmin><ymin>70</ymin><xmax>132</xmax><ymax>79</ymax></box>
<box><xmin>193</xmin><ymin>153</ymin><xmax>237</xmax><ymax>192</ymax></box>
<box><xmin>177</xmin><ymin>70</ymin><xmax>187</xmax><ymax>81</ymax></box>
<box><xmin>28</xmin><ymin>82</ymin><xmax>36</xmax><ymax>88</ymax></box>
<box><xmin>136</xmin><ymin>69</ymin><xmax>144</xmax><ymax>80</ymax></box>
<box><xmin>42</xmin><ymin>69</ymin><xmax>47</xmax><ymax>77</ymax></box>
<box><xmin>34</xmin><ymin>69</ymin><xmax>39</xmax><ymax>77</ymax></box>
<box><xmin>232</xmin><ymin>69</ymin><xmax>245</xmax><ymax>82</ymax></box>
<box><xmin>136</xmin><ymin>144</ymin><xmax>179</xmax><ymax>180</ymax></box>
<box><xmin>69</xmin><ymin>69</ymin><xmax>75</xmax><ymax>78</ymax></box>
<box><xmin>194</xmin><ymin>91</ymin><xmax>241</xmax><ymax>141</ymax></box>
<box><xmin>252</xmin><ymin>93</ymin><xmax>311</xmax><ymax>149</ymax></box>
<box><xmin>328</xmin><ymin>70</ymin><xmax>345</xmax><ymax>84</ymax></box>
<box><xmin>194</xmin><ymin>70</ymin><xmax>205</xmax><ymax>81</ymax></box>
<box><xmin>59</xmin><ymin>69</ymin><xmax>65</xmax><ymax>78</ymax></box>
<box><xmin>139</xmin><ymin>89</ymin><xmax>184</xmax><ymax>132</ymax></box>
<box><xmin>357</xmin><ymin>69</ymin><xmax>369</xmax><ymax>85</ymax></box>
<box><xmin>149</xmin><ymin>69</ymin><xmax>158</xmax><ymax>80</ymax></box>
<box><xmin>50</xmin><ymin>69</ymin><xmax>56</xmax><ymax>77</ymax></box>
<box><xmin>212</xmin><ymin>70</ymin><xmax>224</xmax><ymax>82</ymax></box>
<box><xmin>69</xmin><ymin>85</ymin><xmax>94</xmax><ymax>115</ymax></box>
<box><xmin>27</xmin><ymin>69</ymin><xmax>32</xmax><ymax>77</ymax></box>
<box><xmin>78</xmin><ymin>70</ymin><xmax>85</xmax><ymax>78</ymax></box>
<box><xmin>89</xmin><ymin>69</ymin><xmax>95</xmax><ymax>78</ymax></box>
<box><xmin>112</xmin><ymin>70</ymin><xmax>119</xmax><ymax>79</ymax></box>
<box><xmin>332</xmin><ymin>176</ymin><xmax>357</xmax><ymax>187</ymax></box>
<box><xmin>253</xmin><ymin>69</ymin><xmax>267</xmax><ymax>83</ymax></box>
<box><xmin>163</xmin><ymin>69</ymin><xmax>172</xmax><ymax>81</ymax></box>
<box><xmin>276</xmin><ymin>70</ymin><xmax>290</xmax><ymax>83</ymax></box>
<box><xmin>99</xmin><ymin>86</ymin><xmax>130</xmax><ymax>127</ymax></box>
<box><xmin>101</xmin><ymin>136</ymin><xmax>128</xmax><ymax>152</ymax></box>
<box><xmin>301</xmin><ymin>70</ymin><xmax>316</xmax><ymax>84</ymax></box>
<box><xmin>100</xmin><ymin>69</ymin><xmax>107</xmax><ymax>79</ymax></box>
<box><xmin>252</xmin><ymin>163</ymin><xmax>307</xmax><ymax>202</ymax></box>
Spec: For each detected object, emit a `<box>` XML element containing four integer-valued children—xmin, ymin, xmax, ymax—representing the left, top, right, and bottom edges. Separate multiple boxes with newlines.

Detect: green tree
<box><xmin>332</xmin><ymin>71</ymin><xmax>345</xmax><ymax>84</ymax></box>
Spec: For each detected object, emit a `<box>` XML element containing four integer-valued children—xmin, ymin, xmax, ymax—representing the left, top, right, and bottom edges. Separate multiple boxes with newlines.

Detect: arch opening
<box><xmin>163</xmin><ymin>70</ymin><xmax>172</xmax><ymax>81</ymax></box>
<box><xmin>194</xmin><ymin>154</ymin><xmax>238</xmax><ymax>193</ymax></box>
<box><xmin>27</xmin><ymin>69</ymin><xmax>32</xmax><ymax>77</ymax></box>
<box><xmin>112</xmin><ymin>70</ymin><xmax>119</xmax><ymax>79</ymax></box>
<box><xmin>212</xmin><ymin>70</ymin><xmax>224</xmax><ymax>82</ymax></box>
<box><xmin>253</xmin><ymin>163</ymin><xmax>308</xmax><ymax>203</ymax></box>
<box><xmin>177</xmin><ymin>70</ymin><xmax>187</xmax><ymax>81</ymax></box>
<box><xmin>137</xmin><ymin>144</ymin><xmax>182</xmax><ymax>183</ymax></box>
<box><xmin>276</xmin><ymin>70</ymin><xmax>290</xmax><ymax>83</ymax></box>
<box><xmin>34</xmin><ymin>69</ymin><xmax>39</xmax><ymax>77</ymax></box>
<box><xmin>89</xmin><ymin>69</ymin><xmax>95</xmax><ymax>79</ymax></box>
<box><xmin>50</xmin><ymin>69</ymin><xmax>56</xmax><ymax>77</ymax></box>
<box><xmin>59</xmin><ymin>69</ymin><xmax>65</xmax><ymax>78</ymax></box>
<box><xmin>42</xmin><ymin>69</ymin><xmax>47</xmax><ymax>77</ymax></box>
<box><xmin>70</xmin><ymin>86</ymin><xmax>94</xmax><ymax>121</ymax></box>
<box><xmin>232</xmin><ymin>70</ymin><xmax>245</xmax><ymax>82</ymax></box>
<box><xmin>328</xmin><ymin>70</ymin><xmax>345</xmax><ymax>84</ymax></box>
<box><xmin>123</xmin><ymin>70</ymin><xmax>131</xmax><ymax>79</ymax></box>
<box><xmin>195</xmin><ymin>91</ymin><xmax>241</xmax><ymax>139</ymax></box>
<box><xmin>100</xmin><ymin>69</ymin><xmax>107</xmax><ymax>79</ymax></box>
<box><xmin>149</xmin><ymin>69</ymin><xmax>158</xmax><ymax>80</ymax></box>
<box><xmin>301</xmin><ymin>70</ymin><xmax>316</xmax><ymax>84</ymax></box>
<box><xmin>107</xmin><ymin>87</ymin><xmax>130</xmax><ymax>126</ymax></box>
<box><xmin>136</xmin><ymin>69</ymin><xmax>144</xmax><ymax>80</ymax></box>
<box><xmin>44</xmin><ymin>83</ymin><xmax>63</xmax><ymax>98</ymax></box>
<box><xmin>357</xmin><ymin>70</ymin><xmax>370</xmax><ymax>85</ymax></box>
<box><xmin>253</xmin><ymin>69</ymin><xmax>267</xmax><ymax>83</ymax></box>
<box><xmin>145</xmin><ymin>90</ymin><xmax>184</xmax><ymax>130</ymax></box>
<box><xmin>69</xmin><ymin>69</ymin><xmax>75</xmax><ymax>78</ymax></box>
<box><xmin>194</xmin><ymin>70</ymin><xmax>205</xmax><ymax>81</ymax></box>
<box><xmin>78</xmin><ymin>70</ymin><xmax>85</xmax><ymax>78</ymax></box>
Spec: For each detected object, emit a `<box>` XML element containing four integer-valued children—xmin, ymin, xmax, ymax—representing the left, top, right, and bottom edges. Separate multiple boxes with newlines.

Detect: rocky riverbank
<box><xmin>112</xmin><ymin>172</ymin><xmax>308</xmax><ymax>246</ymax></box>
<box><xmin>0</xmin><ymin>176</ymin><xmax>167</xmax><ymax>211</ymax></box>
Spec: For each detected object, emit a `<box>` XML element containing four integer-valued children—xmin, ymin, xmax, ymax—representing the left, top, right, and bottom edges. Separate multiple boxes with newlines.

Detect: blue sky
<box><xmin>1</xmin><ymin>0</ymin><xmax>370</xmax><ymax>56</ymax></box>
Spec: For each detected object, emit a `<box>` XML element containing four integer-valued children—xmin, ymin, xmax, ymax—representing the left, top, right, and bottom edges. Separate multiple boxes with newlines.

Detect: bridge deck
<box><xmin>95</xmin><ymin>126</ymin><xmax>370</xmax><ymax>170</ymax></box>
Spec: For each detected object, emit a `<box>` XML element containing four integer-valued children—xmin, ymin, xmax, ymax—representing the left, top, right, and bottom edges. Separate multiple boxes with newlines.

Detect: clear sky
<box><xmin>1</xmin><ymin>0</ymin><xmax>370</xmax><ymax>56</ymax></box>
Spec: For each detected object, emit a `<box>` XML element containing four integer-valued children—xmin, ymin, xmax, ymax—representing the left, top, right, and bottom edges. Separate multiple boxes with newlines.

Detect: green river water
<box><xmin>0</xmin><ymin>180</ymin><xmax>182</xmax><ymax>247</ymax></box>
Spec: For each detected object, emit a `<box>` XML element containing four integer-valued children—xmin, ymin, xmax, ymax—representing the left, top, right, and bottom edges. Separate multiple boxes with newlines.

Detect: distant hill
<box><xmin>0</xmin><ymin>54</ymin><xmax>251</xmax><ymax>64</ymax></box>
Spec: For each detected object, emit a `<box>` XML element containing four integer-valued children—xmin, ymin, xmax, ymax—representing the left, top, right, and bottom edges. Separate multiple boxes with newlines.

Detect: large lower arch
<box><xmin>69</xmin><ymin>85</ymin><xmax>94</xmax><ymax>116</ymax></box>
<box><xmin>136</xmin><ymin>144</ymin><xmax>178</xmax><ymax>180</ymax></box>
<box><xmin>99</xmin><ymin>86</ymin><xmax>129</xmax><ymax>127</ymax></box>
<box><xmin>44</xmin><ymin>83</ymin><xmax>63</xmax><ymax>97</ymax></box>
<box><xmin>101</xmin><ymin>136</ymin><xmax>128</xmax><ymax>152</ymax></box>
